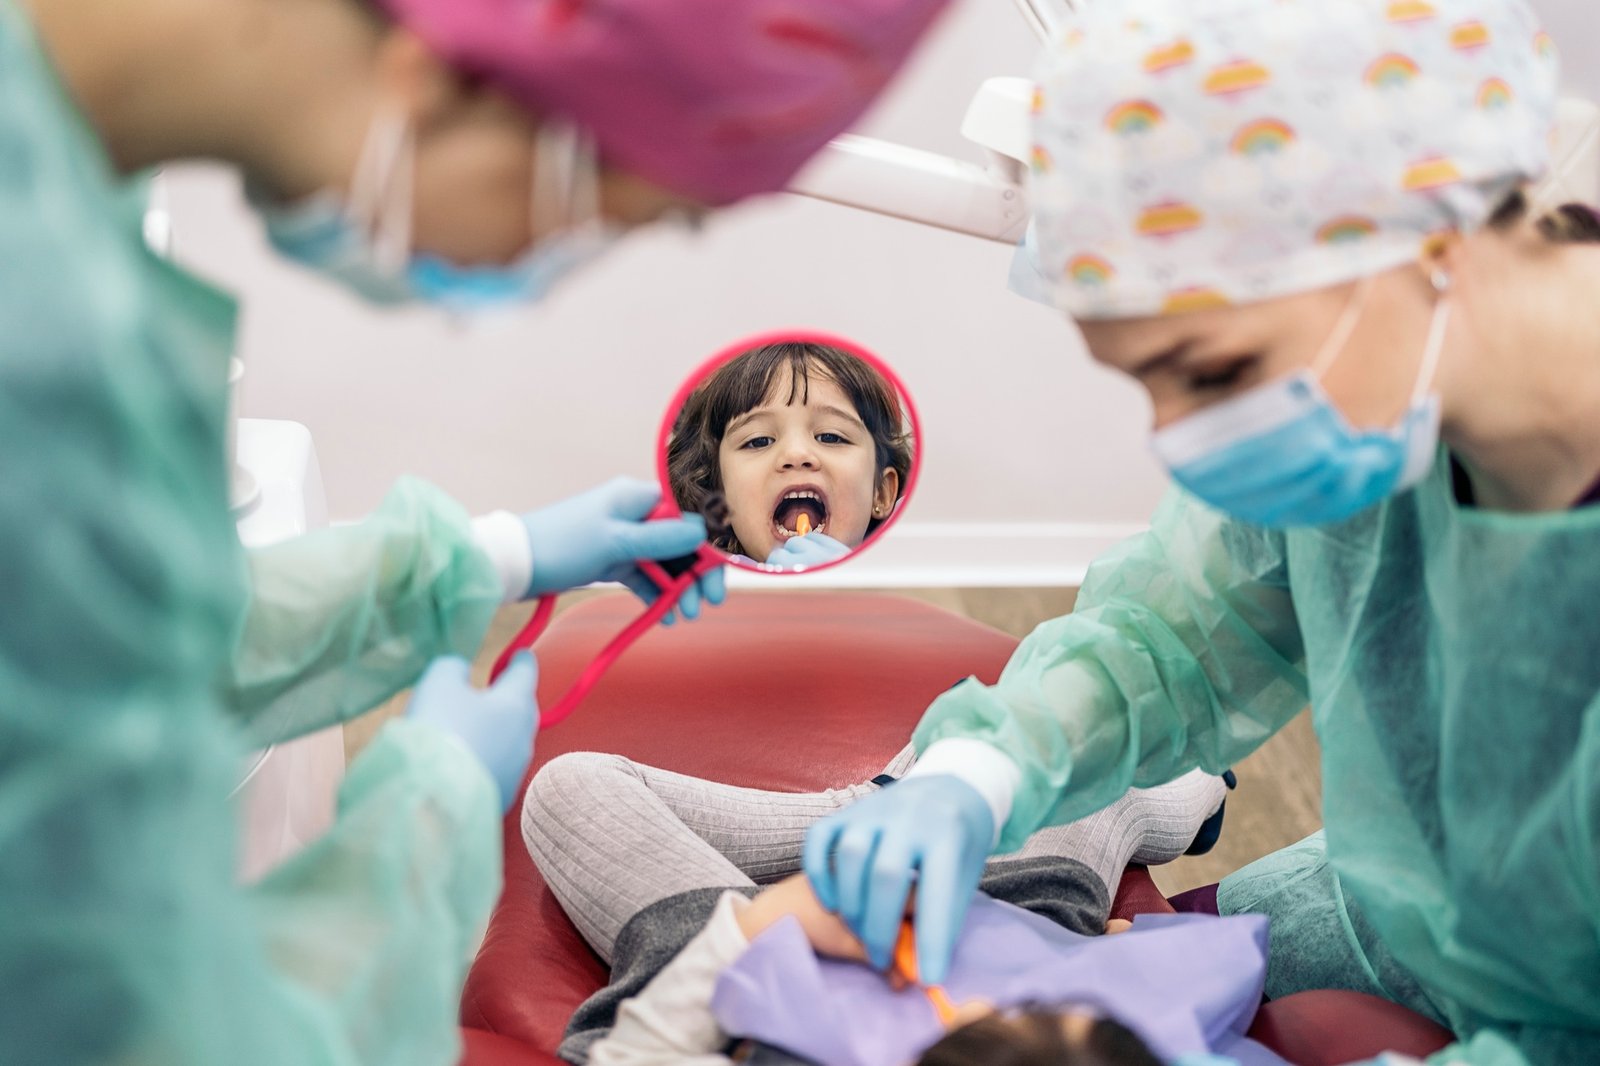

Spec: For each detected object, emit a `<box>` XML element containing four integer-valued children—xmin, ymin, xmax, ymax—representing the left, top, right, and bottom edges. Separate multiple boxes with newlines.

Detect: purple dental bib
<box><xmin>711</xmin><ymin>900</ymin><xmax>1285</xmax><ymax>1066</ymax></box>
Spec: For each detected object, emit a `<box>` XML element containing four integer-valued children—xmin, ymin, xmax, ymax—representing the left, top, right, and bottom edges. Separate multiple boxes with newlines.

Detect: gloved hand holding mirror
<box><xmin>661</xmin><ymin>332</ymin><xmax>920</xmax><ymax>574</ymax></box>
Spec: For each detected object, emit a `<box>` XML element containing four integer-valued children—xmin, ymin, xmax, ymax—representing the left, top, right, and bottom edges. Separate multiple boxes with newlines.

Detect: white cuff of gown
<box><xmin>470</xmin><ymin>511</ymin><xmax>533</xmax><ymax>604</ymax></box>
<box><xmin>903</xmin><ymin>738</ymin><xmax>1022</xmax><ymax>848</ymax></box>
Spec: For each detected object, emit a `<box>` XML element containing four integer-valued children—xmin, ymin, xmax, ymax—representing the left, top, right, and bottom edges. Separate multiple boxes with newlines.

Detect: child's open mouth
<box><xmin>772</xmin><ymin>488</ymin><xmax>829</xmax><ymax>540</ymax></box>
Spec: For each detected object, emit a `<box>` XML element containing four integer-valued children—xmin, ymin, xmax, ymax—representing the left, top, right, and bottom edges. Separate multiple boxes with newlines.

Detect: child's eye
<box><xmin>740</xmin><ymin>436</ymin><xmax>775</xmax><ymax>450</ymax></box>
<box><xmin>1186</xmin><ymin>357</ymin><xmax>1257</xmax><ymax>393</ymax></box>
<box><xmin>816</xmin><ymin>432</ymin><xmax>851</xmax><ymax>445</ymax></box>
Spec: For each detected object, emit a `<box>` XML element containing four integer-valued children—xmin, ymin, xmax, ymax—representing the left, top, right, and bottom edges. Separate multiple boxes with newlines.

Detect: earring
<box><xmin>1419</xmin><ymin>231</ymin><xmax>1455</xmax><ymax>295</ymax></box>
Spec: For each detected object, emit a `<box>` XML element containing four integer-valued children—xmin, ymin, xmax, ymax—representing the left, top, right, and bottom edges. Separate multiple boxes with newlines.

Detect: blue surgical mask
<box><xmin>251</xmin><ymin>189</ymin><xmax>415</xmax><ymax>305</ymax></box>
<box><xmin>405</xmin><ymin>224</ymin><xmax>619</xmax><ymax>310</ymax></box>
<box><xmin>251</xmin><ymin>112</ymin><xmax>618</xmax><ymax>310</ymax></box>
<box><xmin>1151</xmin><ymin>277</ymin><xmax>1450</xmax><ymax>529</ymax></box>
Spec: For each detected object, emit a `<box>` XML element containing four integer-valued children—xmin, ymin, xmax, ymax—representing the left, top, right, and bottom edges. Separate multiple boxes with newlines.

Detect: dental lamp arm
<box><xmin>788</xmin><ymin>77</ymin><xmax>1035</xmax><ymax>245</ymax></box>
<box><xmin>788</xmin><ymin>134</ymin><xmax>1027</xmax><ymax>245</ymax></box>
<box><xmin>1013</xmin><ymin>0</ymin><xmax>1075</xmax><ymax>43</ymax></box>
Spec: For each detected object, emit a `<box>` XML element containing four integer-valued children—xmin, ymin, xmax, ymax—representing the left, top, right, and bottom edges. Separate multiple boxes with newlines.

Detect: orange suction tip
<box><xmin>796</xmin><ymin>513</ymin><xmax>812</xmax><ymax>536</ymax></box>
<box><xmin>893</xmin><ymin>921</ymin><xmax>919</xmax><ymax>982</ymax></box>
<box><xmin>925</xmin><ymin>985</ymin><xmax>960</xmax><ymax>1026</ymax></box>
<box><xmin>893</xmin><ymin>921</ymin><xmax>960</xmax><ymax>1026</ymax></box>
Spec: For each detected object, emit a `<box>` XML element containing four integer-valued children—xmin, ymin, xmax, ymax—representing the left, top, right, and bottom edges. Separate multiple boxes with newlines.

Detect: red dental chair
<box><xmin>456</xmin><ymin>593</ymin><xmax>1453</xmax><ymax>1066</ymax></box>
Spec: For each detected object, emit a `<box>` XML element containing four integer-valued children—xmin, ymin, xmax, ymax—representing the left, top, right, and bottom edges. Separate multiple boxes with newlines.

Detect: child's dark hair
<box><xmin>917</xmin><ymin>1009</ymin><xmax>1162</xmax><ymax>1066</ymax></box>
<box><xmin>667</xmin><ymin>342</ymin><xmax>913</xmax><ymax>554</ymax></box>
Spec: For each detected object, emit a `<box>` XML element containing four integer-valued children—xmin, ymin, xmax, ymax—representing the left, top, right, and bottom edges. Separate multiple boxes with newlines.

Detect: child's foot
<box><xmin>1184</xmin><ymin>770</ymin><xmax>1237</xmax><ymax>856</ymax></box>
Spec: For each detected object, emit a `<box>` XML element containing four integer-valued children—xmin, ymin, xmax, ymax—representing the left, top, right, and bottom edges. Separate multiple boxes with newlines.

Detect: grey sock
<box><xmin>1004</xmin><ymin>770</ymin><xmax>1227</xmax><ymax>893</ymax></box>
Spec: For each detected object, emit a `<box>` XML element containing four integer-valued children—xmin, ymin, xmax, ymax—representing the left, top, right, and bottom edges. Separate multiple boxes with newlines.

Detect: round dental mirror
<box><xmin>658</xmin><ymin>331</ymin><xmax>921</xmax><ymax>574</ymax></box>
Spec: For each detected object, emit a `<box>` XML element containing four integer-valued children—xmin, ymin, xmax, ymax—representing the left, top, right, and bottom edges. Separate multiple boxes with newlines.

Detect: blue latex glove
<box><xmin>406</xmin><ymin>653</ymin><xmax>538</xmax><ymax>814</ymax></box>
<box><xmin>803</xmin><ymin>775</ymin><xmax>994</xmax><ymax>984</ymax></box>
<box><xmin>764</xmin><ymin>531</ymin><xmax>852</xmax><ymax>570</ymax></box>
<box><xmin>521</xmin><ymin>477</ymin><xmax>726</xmax><ymax>623</ymax></box>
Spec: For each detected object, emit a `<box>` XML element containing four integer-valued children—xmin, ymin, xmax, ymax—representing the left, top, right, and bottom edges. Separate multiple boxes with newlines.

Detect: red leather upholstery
<box><xmin>459</xmin><ymin>1028</ymin><xmax>562</xmax><ymax>1066</ymax></box>
<box><xmin>1109</xmin><ymin>865</ymin><xmax>1174</xmax><ymax>922</ymax></box>
<box><xmin>459</xmin><ymin>592</ymin><xmax>1020</xmax><ymax>1059</ymax></box>
<box><xmin>456</xmin><ymin>591</ymin><xmax>1454</xmax><ymax>1066</ymax></box>
<box><xmin>1251</xmin><ymin>991</ymin><xmax>1454</xmax><ymax>1063</ymax></box>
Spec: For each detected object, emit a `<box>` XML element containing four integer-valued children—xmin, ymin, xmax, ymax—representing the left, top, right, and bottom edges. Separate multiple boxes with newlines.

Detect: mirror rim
<box><xmin>654</xmin><ymin>329</ymin><xmax>924</xmax><ymax>576</ymax></box>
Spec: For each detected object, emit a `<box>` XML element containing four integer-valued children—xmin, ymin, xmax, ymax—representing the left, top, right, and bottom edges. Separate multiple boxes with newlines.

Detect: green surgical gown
<box><xmin>915</xmin><ymin>466</ymin><xmax>1600</xmax><ymax>1064</ymax></box>
<box><xmin>0</xmin><ymin>3</ymin><xmax>513</xmax><ymax>1062</ymax></box>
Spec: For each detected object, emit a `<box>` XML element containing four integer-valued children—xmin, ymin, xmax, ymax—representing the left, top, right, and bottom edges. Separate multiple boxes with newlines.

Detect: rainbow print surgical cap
<box><xmin>1013</xmin><ymin>0</ymin><xmax>1559</xmax><ymax>319</ymax></box>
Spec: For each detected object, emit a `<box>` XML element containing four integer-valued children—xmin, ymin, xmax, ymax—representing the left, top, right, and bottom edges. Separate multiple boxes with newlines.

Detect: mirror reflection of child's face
<box><xmin>717</xmin><ymin>365</ymin><xmax>899</xmax><ymax>563</ymax></box>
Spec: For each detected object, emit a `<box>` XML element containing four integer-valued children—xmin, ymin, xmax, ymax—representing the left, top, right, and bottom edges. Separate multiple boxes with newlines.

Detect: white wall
<box><xmin>167</xmin><ymin>0</ymin><xmax>1599</xmax><ymax>588</ymax></box>
<box><xmin>1532</xmin><ymin>1</ymin><xmax>1600</xmax><ymax>103</ymax></box>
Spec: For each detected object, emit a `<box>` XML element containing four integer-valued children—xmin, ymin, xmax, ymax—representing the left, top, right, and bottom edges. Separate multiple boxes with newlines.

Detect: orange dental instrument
<box><xmin>893</xmin><ymin>921</ymin><xmax>960</xmax><ymax>1026</ymax></box>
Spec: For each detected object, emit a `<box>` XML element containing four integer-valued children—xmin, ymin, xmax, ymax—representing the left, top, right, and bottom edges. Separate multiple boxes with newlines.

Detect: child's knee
<box><xmin>527</xmin><ymin>751</ymin><xmax>637</xmax><ymax>813</ymax></box>
<box><xmin>523</xmin><ymin>752</ymin><xmax>632</xmax><ymax>861</ymax></box>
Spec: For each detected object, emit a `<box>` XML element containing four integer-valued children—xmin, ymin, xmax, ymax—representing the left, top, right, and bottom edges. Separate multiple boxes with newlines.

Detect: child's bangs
<box><xmin>711</xmin><ymin>347</ymin><xmax>833</xmax><ymax>437</ymax></box>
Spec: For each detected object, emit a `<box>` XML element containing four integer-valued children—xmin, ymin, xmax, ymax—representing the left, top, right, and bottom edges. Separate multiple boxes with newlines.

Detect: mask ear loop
<box><xmin>375</xmin><ymin>114</ymin><xmax>415</xmax><ymax>277</ymax></box>
<box><xmin>1410</xmin><ymin>269</ymin><xmax>1453</xmax><ymax>404</ymax></box>
<box><xmin>569</xmin><ymin>130</ymin><xmax>602</xmax><ymax>230</ymax></box>
<box><xmin>347</xmin><ymin>107</ymin><xmax>415</xmax><ymax>277</ymax></box>
<box><xmin>1310</xmin><ymin>276</ymin><xmax>1374</xmax><ymax>379</ymax></box>
<box><xmin>532</xmin><ymin>120</ymin><xmax>578</xmax><ymax>240</ymax></box>
<box><xmin>531</xmin><ymin>119</ymin><xmax>603</xmax><ymax>242</ymax></box>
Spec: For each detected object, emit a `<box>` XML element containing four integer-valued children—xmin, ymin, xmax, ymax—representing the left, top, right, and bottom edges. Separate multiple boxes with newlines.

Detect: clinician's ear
<box><xmin>371</xmin><ymin>27</ymin><xmax>483</xmax><ymax>128</ymax></box>
<box><xmin>1418</xmin><ymin>230</ymin><xmax>1467</xmax><ymax>293</ymax></box>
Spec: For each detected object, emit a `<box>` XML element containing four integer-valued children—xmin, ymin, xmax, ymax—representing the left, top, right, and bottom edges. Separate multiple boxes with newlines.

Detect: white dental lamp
<box><xmin>787</xmin><ymin>0</ymin><xmax>1076</xmax><ymax>244</ymax></box>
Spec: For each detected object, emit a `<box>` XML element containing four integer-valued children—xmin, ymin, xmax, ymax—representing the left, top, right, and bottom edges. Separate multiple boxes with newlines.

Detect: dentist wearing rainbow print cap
<box><xmin>806</xmin><ymin>2</ymin><xmax>1600</xmax><ymax>1061</ymax></box>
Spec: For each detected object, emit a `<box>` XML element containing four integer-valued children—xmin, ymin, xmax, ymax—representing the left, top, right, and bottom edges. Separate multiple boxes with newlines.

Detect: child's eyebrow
<box><xmin>814</xmin><ymin>404</ymin><xmax>867</xmax><ymax>428</ymax></box>
<box><xmin>725</xmin><ymin>408</ymin><xmax>774</xmax><ymax>436</ymax></box>
<box><xmin>726</xmin><ymin>403</ymin><xmax>866</xmax><ymax>437</ymax></box>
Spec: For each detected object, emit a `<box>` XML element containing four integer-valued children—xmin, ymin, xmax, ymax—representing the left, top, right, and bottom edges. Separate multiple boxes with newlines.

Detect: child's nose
<box><xmin>778</xmin><ymin>436</ymin><xmax>820</xmax><ymax>469</ymax></box>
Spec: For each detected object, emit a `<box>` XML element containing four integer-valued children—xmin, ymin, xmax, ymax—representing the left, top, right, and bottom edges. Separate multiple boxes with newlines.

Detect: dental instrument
<box><xmin>895</xmin><ymin>921</ymin><xmax>961</xmax><ymax>1027</ymax></box>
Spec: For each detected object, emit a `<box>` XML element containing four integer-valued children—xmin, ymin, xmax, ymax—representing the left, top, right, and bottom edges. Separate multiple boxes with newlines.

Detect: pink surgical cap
<box><xmin>378</xmin><ymin>0</ymin><xmax>952</xmax><ymax>205</ymax></box>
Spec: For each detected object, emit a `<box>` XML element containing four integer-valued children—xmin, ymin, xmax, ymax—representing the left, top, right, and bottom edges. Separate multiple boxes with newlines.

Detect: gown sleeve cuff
<box><xmin>470</xmin><ymin>511</ymin><xmax>533</xmax><ymax>604</ymax></box>
<box><xmin>904</xmin><ymin>738</ymin><xmax>1021</xmax><ymax>847</ymax></box>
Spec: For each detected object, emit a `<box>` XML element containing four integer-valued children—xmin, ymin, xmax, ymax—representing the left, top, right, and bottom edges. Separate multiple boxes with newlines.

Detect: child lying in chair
<box><xmin>523</xmin><ymin>751</ymin><xmax>1266</xmax><ymax>1065</ymax></box>
<box><xmin>603</xmin><ymin>870</ymin><xmax>1278</xmax><ymax>1066</ymax></box>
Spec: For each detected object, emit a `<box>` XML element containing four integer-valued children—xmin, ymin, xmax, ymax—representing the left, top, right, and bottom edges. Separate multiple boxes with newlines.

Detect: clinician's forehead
<box><xmin>1078</xmin><ymin>286</ymin><xmax>1347</xmax><ymax>374</ymax></box>
<box><xmin>1079</xmin><ymin>311</ymin><xmax>1235</xmax><ymax>374</ymax></box>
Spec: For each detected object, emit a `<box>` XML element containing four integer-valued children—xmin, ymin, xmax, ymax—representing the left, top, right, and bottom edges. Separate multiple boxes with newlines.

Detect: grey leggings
<box><xmin>521</xmin><ymin>745</ymin><xmax>1226</xmax><ymax>963</ymax></box>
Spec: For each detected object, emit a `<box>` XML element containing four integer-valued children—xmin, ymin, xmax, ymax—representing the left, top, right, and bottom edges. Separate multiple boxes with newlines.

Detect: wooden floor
<box><xmin>344</xmin><ymin>587</ymin><xmax>1322</xmax><ymax>895</ymax></box>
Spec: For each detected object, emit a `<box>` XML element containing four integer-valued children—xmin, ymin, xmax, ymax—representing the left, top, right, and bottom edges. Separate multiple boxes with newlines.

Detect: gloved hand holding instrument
<box><xmin>803</xmin><ymin>775</ymin><xmax>995</xmax><ymax>985</ymax></box>
<box><xmin>406</xmin><ymin>652</ymin><xmax>540</xmax><ymax>814</ymax></box>
<box><xmin>489</xmin><ymin>477</ymin><xmax>730</xmax><ymax>728</ymax></box>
